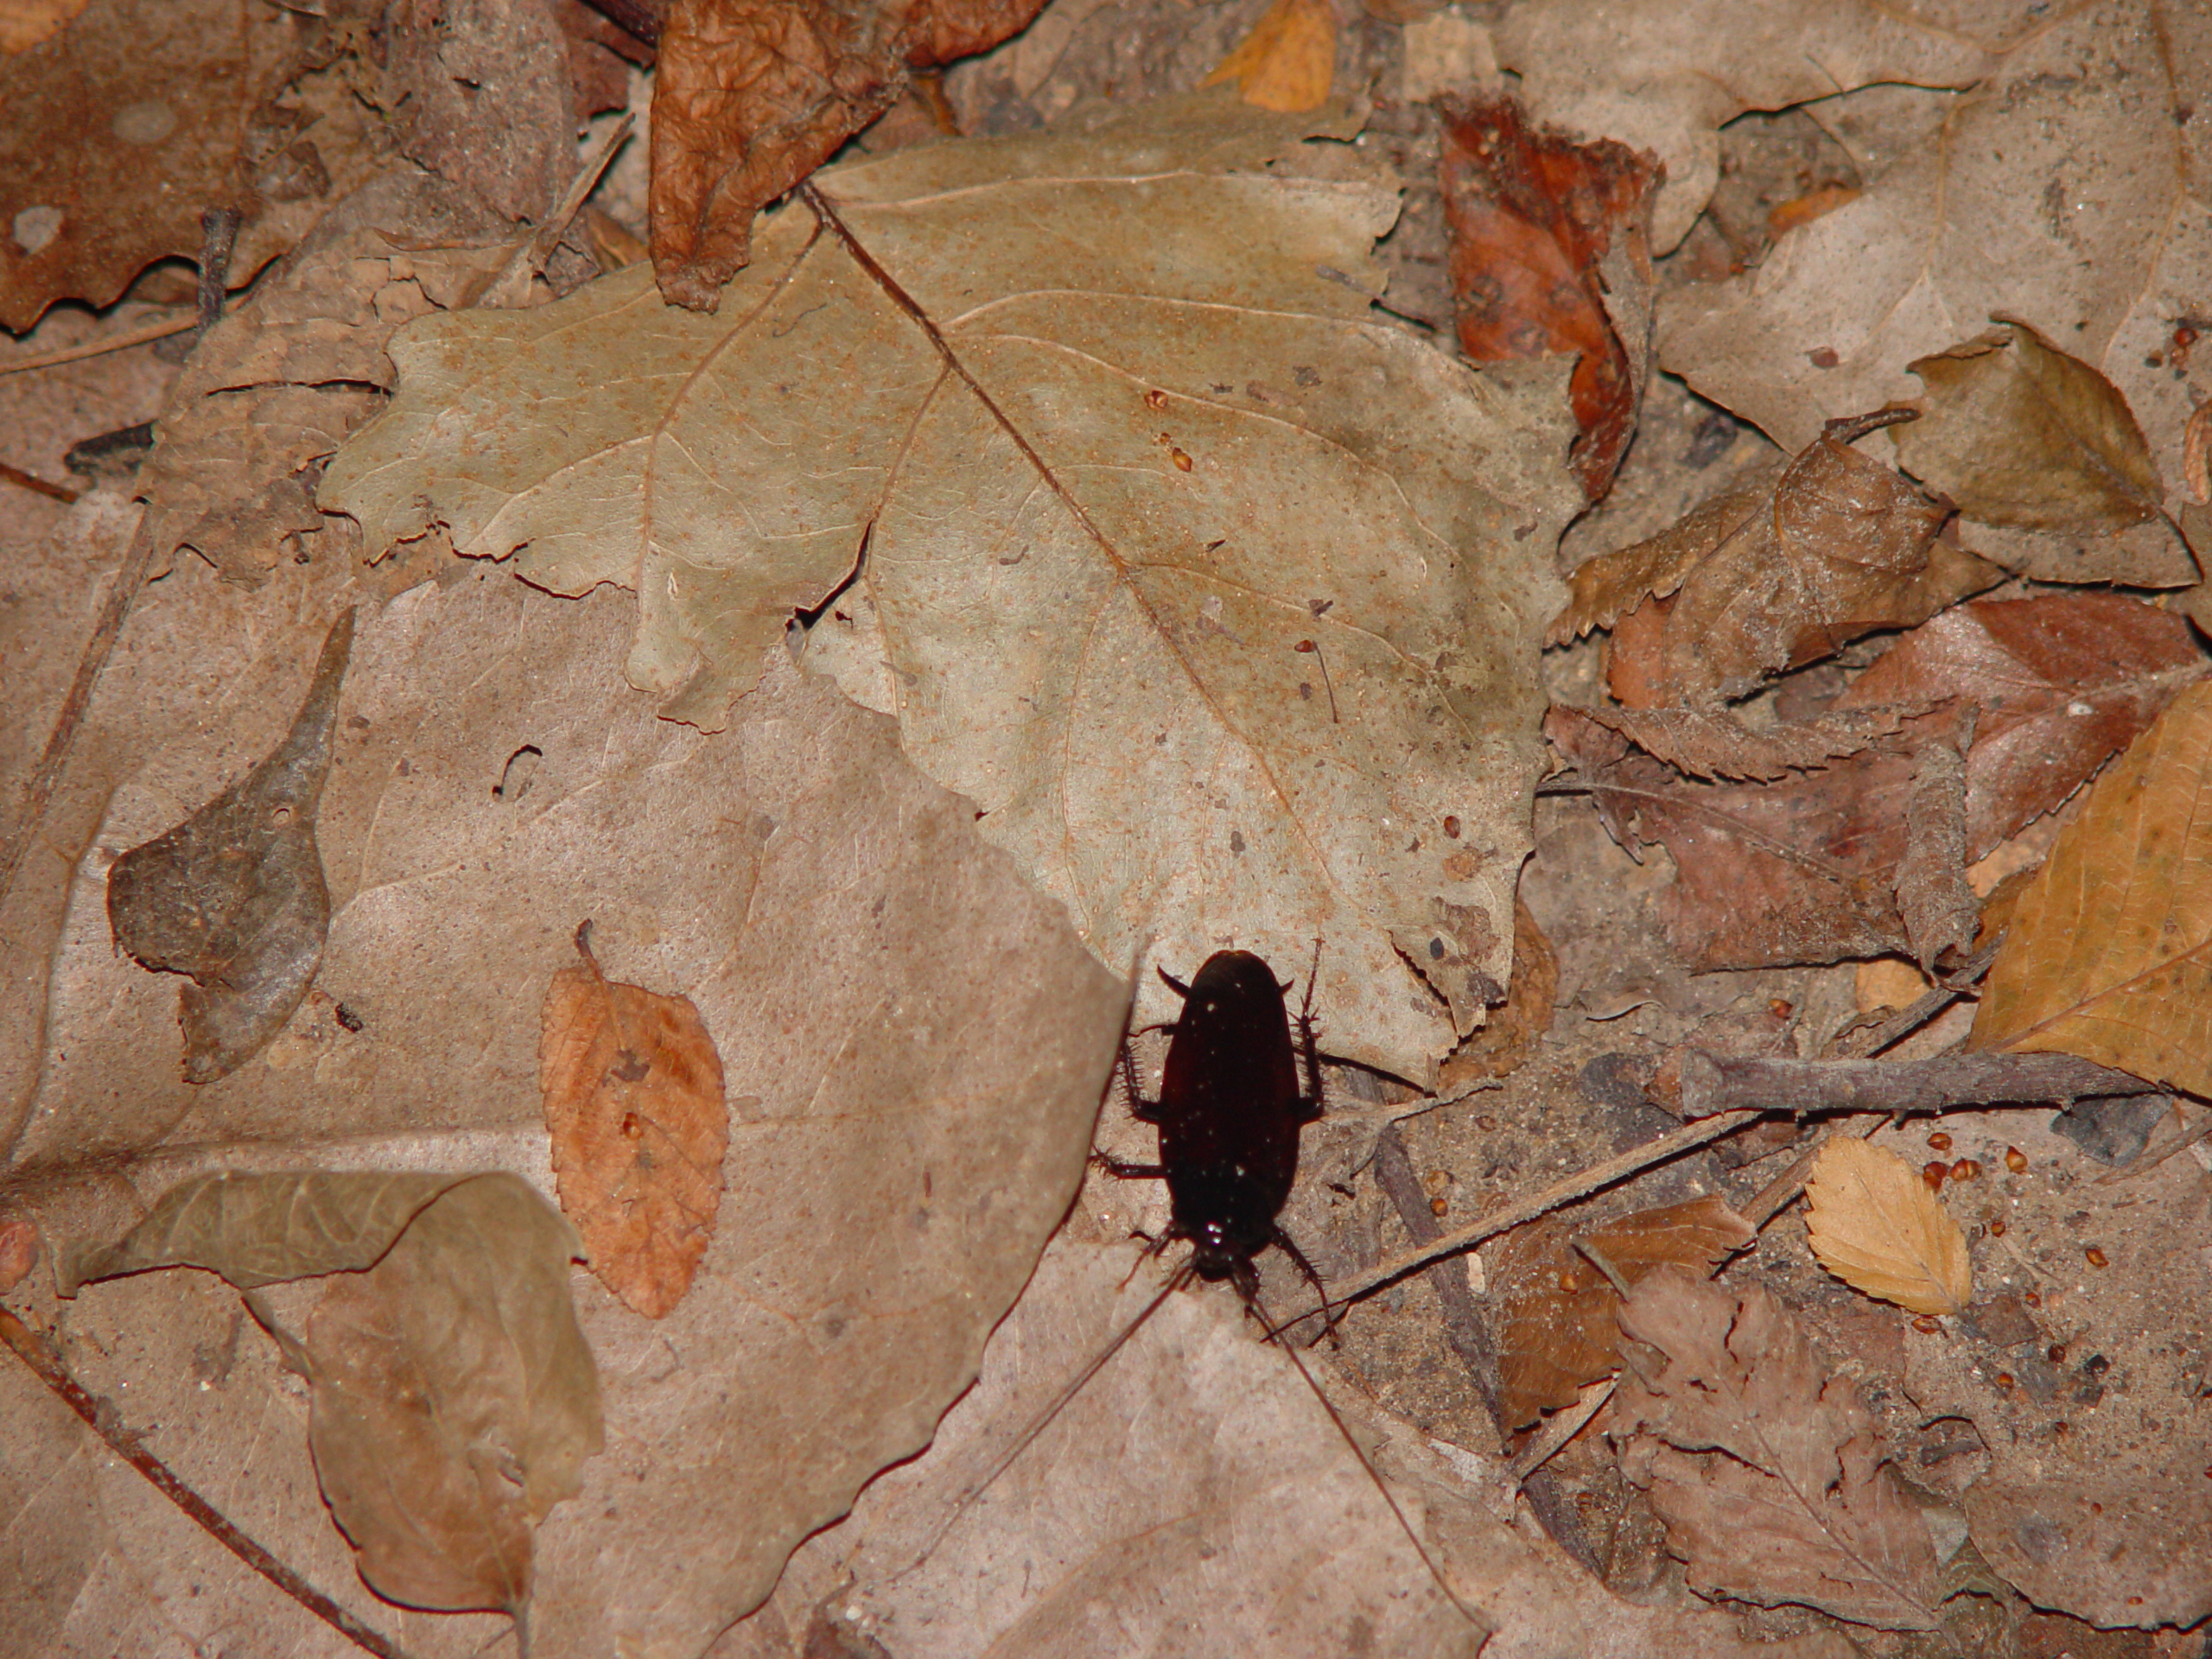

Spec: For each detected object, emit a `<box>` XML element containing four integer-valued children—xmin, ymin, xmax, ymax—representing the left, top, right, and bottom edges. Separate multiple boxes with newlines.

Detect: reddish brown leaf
<box><xmin>1440</xmin><ymin>92</ymin><xmax>1658</xmax><ymax>501</ymax></box>
<box><xmin>1494</xmin><ymin>1196</ymin><xmax>1752</xmax><ymax>1429</ymax></box>
<box><xmin>1553</xmin><ymin>413</ymin><xmax>1999</xmax><ymax>707</ymax></box>
<box><xmin>650</xmin><ymin>0</ymin><xmax>1046</xmax><ymax>310</ymax></box>
<box><xmin>1574</xmin><ymin>702</ymin><xmax>1921</xmax><ymax>782</ymax></box>
<box><xmin>1836</xmin><ymin>593</ymin><xmax>2207</xmax><ymax>859</ymax></box>
<box><xmin>541</xmin><ymin>923</ymin><xmax>728</xmax><ymax>1319</ymax></box>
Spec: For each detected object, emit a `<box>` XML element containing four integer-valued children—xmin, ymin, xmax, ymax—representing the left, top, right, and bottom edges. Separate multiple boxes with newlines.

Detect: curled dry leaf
<box><xmin>1802</xmin><ymin>1136</ymin><xmax>1970</xmax><ymax>1317</ymax></box>
<box><xmin>1201</xmin><ymin>0</ymin><xmax>1337</xmax><ymax>114</ymax></box>
<box><xmin>1890</xmin><ymin>315</ymin><xmax>2177</xmax><ymax>582</ymax></box>
<box><xmin>540</xmin><ymin>922</ymin><xmax>728</xmax><ymax>1319</ymax></box>
<box><xmin>1613</xmin><ymin>1268</ymin><xmax>1942</xmax><ymax>1630</ymax></box>
<box><xmin>324</xmin><ymin>98</ymin><xmax>1584</xmax><ymax>1079</ymax></box>
<box><xmin>649</xmin><ymin>0</ymin><xmax>1048</xmax><ymax>308</ymax></box>
<box><xmin>1494</xmin><ymin>1195</ymin><xmax>1754</xmax><ymax>1429</ymax></box>
<box><xmin>1439</xmin><ymin>92</ymin><xmax>1659</xmax><ymax>502</ymax></box>
<box><xmin>1971</xmin><ymin>681</ymin><xmax>2212</xmax><ymax>1096</ymax></box>
<box><xmin>105</xmin><ymin>609</ymin><xmax>354</xmax><ymax>1083</ymax></box>
<box><xmin>1572</xmin><ymin>702</ymin><xmax>1920</xmax><ymax>783</ymax></box>
<box><xmin>1551</xmin><ymin>413</ymin><xmax>1999</xmax><ymax>707</ymax></box>
<box><xmin>1895</xmin><ymin>736</ymin><xmax>1975</xmax><ymax>971</ymax></box>
<box><xmin>304</xmin><ymin>1173</ymin><xmax>603</xmax><ymax>1615</ymax></box>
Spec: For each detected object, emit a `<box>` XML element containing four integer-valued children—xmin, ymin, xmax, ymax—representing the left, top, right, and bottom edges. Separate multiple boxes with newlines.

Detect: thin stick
<box><xmin>0</xmin><ymin>518</ymin><xmax>159</xmax><ymax>910</ymax></box>
<box><xmin>0</xmin><ymin>315</ymin><xmax>197</xmax><ymax>378</ymax></box>
<box><xmin>0</xmin><ymin>1303</ymin><xmax>416</xmax><ymax>1659</ymax></box>
<box><xmin>0</xmin><ymin>460</ymin><xmax>80</xmax><ymax>502</ymax></box>
<box><xmin>1671</xmin><ymin>1050</ymin><xmax>2152</xmax><ymax>1119</ymax></box>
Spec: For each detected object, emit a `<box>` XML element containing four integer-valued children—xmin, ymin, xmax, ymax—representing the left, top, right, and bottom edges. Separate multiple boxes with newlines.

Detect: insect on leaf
<box><xmin>1970</xmin><ymin>680</ymin><xmax>2212</xmax><ymax>1094</ymax></box>
<box><xmin>541</xmin><ymin>923</ymin><xmax>729</xmax><ymax>1319</ymax></box>
<box><xmin>1802</xmin><ymin>1136</ymin><xmax>1971</xmax><ymax>1317</ymax></box>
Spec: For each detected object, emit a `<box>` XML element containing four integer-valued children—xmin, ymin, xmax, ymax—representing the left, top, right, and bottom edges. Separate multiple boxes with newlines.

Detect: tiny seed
<box><xmin>2048</xmin><ymin>1344</ymin><xmax>2068</xmax><ymax>1363</ymax></box>
<box><xmin>1430</xmin><ymin>1196</ymin><xmax>1448</xmax><ymax>1217</ymax></box>
<box><xmin>2086</xmin><ymin>1246</ymin><xmax>2108</xmax><ymax>1268</ymax></box>
<box><xmin>1923</xmin><ymin>1160</ymin><xmax>1949</xmax><ymax>1192</ymax></box>
<box><xmin>1170</xmin><ymin>446</ymin><xmax>1193</xmax><ymax>472</ymax></box>
<box><xmin>1950</xmin><ymin>1158</ymin><xmax>1981</xmax><ymax>1181</ymax></box>
<box><xmin>1994</xmin><ymin>1372</ymin><xmax>2016</xmax><ymax>1389</ymax></box>
<box><xmin>2132</xmin><ymin>1596</ymin><xmax>2147</xmax><ymax>1607</ymax></box>
<box><xmin>2090</xmin><ymin>1502</ymin><xmax>2103</xmax><ymax>1515</ymax></box>
<box><xmin>2005</xmin><ymin>1146</ymin><xmax>2028</xmax><ymax>1173</ymax></box>
<box><xmin>1912</xmin><ymin>1315</ymin><xmax>1941</xmax><ymax>1333</ymax></box>
<box><xmin>2052</xmin><ymin>1421</ymin><xmax>2071</xmax><ymax>1438</ymax></box>
<box><xmin>1987</xmin><ymin>1217</ymin><xmax>2007</xmax><ymax>1236</ymax></box>
<box><xmin>1443</xmin><ymin>815</ymin><xmax>1461</xmax><ymax>837</ymax></box>
<box><xmin>1768</xmin><ymin>998</ymin><xmax>1794</xmax><ymax>1020</ymax></box>
<box><xmin>2024</xmin><ymin>1289</ymin><xmax>2043</xmax><ymax>1307</ymax></box>
<box><xmin>2085</xmin><ymin>1354</ymin><xmax>2110</xmax><ymax>1376</ymax></box>
<box><xmin>1144</xmin><ymin>389</ymin><xmax>1168</xmax><ymax>410</ymax></box>
<box><xmin>1928</xmin><ymin>1131</ymin><xmax>1954</xmax><ymax>1151</ymax></box>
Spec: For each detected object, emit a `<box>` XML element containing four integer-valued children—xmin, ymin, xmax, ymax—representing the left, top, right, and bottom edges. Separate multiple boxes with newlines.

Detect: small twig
<box><xmin>479</xmin><ymin>112</ymin><xmax>635</xmax><ymax>308</ymax></box>
<box><xmin>0</xmin><ymin>314</ymin><xmax>197</xmax><ymax>378</ymax></box>
<box><xmin>1306</xmin><ymin>1108</ymin><xmax>1764</xmax><ymax>1315</ymax></box>
<box><xmin>0</xmin><ymin>459</ymin><xmax>80</xmax><ymax>503</ymax></box>
<box><xmin>2094</xmin><ymin>1100</ymin><xmax>2212</xmax><ymax>1184</ymax></box>
<box><xmin>0</xmin><ymin>1303</ymin><xmax>416</xmax><ymax>1659</ymax></box>
<box><xmin>0</xmin><ymin>518</ymin><xmax>159</xmax><ymax>911</ymax></box>
<box><xmin>1827</xmin><ymin>939</ymin><xmax>1999</xmax><ymax>1058</ymax></box>
<box><xmin>1507</xmin><ymin>1376</ymin><xmax>1612</xmax><ymax>1484</ymax></box>
<box><xmin>1670</xmin><ymin>1050</ymin><xmax>2154</xmax><ymax>1119</ymax></box>
<box><xmin>1371</xmin><ymin>1125</ymin><xmax>1500</xmax><ymax>1416</ymax></box>
<box><xmin>194</xmin><ymin>206</ymin><xmax>244</xmax><ymax>341</ymax></box>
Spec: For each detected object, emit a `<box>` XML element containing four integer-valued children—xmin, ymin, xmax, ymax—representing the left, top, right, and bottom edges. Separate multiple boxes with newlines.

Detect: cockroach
<box><xmin>900</xmin><ymin>946</ymin><xmax>1487</xmax><ymax>1633</ymax></box>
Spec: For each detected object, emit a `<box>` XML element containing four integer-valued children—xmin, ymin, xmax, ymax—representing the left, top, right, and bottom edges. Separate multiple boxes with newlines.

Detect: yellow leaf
<box><xmin>1203</xmin><ymin>0</ymin><xmax>1337</xmax><ymax>114</ymax></box>
<box><xmin>1970</xmin><ymin>681</ymin><xmax>2212</xmax><ymax>1091</ymax></box>
<box><xmin>1802</xmin><ymin>1138</ymin><xmax>1971</xmax><ymax>1317</ymax></box>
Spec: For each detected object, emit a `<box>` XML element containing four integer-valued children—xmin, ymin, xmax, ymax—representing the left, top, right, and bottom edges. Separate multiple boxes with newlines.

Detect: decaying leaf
<box><xmin>648</xmin><ymin>0</ymin><xmax>1048</xmax><ymax>308</ymax></box>
<box><xmin>1551</xmin><ymin>413</ymin><xmax>1998</xmax><ymax>707</ymax></box>
<box><xmin>1439</xmin><ymin>893</ymin><xmax>1556</xmax><ymax>1085</ymax></box>
<box><xmin>1613</xmin><ymin>1268</ymin><xmax>1943</xmax><ymax>1630</ymax></box>
<box><xmin>1572</xmin><ymin>702</ymin><xmax>1919</xmax><ymax>783</ymax></box>
<box><xmin>378</xmin><ymin>0</ymin><xmax>579</xmax><ymax>225</ymax></box>
<box><xmin>1971</xmin><ymin>681</ymin><xmax>2212</xmax><ymax>1095</ymax></box>
<box><xmin>1835</xmin><ymin>593</ymin><xmax>2207</xmax><ymax>857</ymax></box>
<box><xmin>323</xmin><ymin>97</ymin><xmax>1584</xmax><ymax>1080</ymax></box>
<box><xmin>1662</xmin><ymin>3</ymin><xmax>2209</xmax><ymax>586</ymax></box>
<box><xmin>56</xmin><ymin>1169</ymin><xmax>472</xmax><ymax>1294</ymax></box>
<box><xmin>1890</xmin><ymin>316</ymin><xmax>2175</xmax><ymax>579</ymax></box>
<box><xmin>105</xmin><ymin>609</ymin><xmax>354</xmax><ymax>1083</ymax></box>
<box><xmin>1439</xmin><ymin>92</ymin><xmax>1658</xmax><ymax>501</ymax></box>
<box><xmin>304</xmin><ymin>1173</ymin><xmax>602</xmax><ymax>1615</ymax></box>
<box><xmin>1494</xmin><ymin>1195</ymin><xmax>1753</xmax><ymax>1428</ymax></box>
<box><xmin>1802</xmin><ymin>1136</ymin><xmax>1970</xmax><ymax>1317</ymax></box>
<box><xmin>1201</xmin><ymin>0</ymin><xmax>1336</xmax><ymax>114</ymax></box>
<box><xmin>540</xmin><ymin>922</ymin><xmax>728</xmax><ymax>1319</ymax></box>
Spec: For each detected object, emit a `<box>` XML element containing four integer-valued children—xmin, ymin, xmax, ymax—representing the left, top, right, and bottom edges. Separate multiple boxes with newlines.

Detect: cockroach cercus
<box><xmin>896</xmin><ymin>946</ymin><xmax>1489</xmax><ymax>1634</ymax></box>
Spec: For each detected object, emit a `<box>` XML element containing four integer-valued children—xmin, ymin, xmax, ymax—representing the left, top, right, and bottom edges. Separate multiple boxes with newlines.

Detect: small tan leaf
<box><xmin>541</xmin><ymin>923</ymin><xmax>729</xmax><ymax>1319</ymax></box>
<box><xmin>105</xmin><ymin>609</ymin><xmax>354</xmax><ymax>1082</ymax></box>
<box><xmin>1202</xmin><ymin>0</ymin><xmax>1337</xmax><ymax>113</ymax></box>
<box><xmin>1802</xmin><ymin>1137</ymin><xmax>1971</xmax><ymax>1316</ymax></box>
<box><xmin>305</xmin><ymin>1173</ymin><xmax>602</xmax><ymax>1615</ymax></box>
<box><xmin>1970</xmin><ymin>680</ymin><xmax>2212</xmax><ymax>1093</ymax></box>
<box><xmin>55</xmin><ymin>1169</ymin><xmax>471</xmax><ymax>1295</ymax></box>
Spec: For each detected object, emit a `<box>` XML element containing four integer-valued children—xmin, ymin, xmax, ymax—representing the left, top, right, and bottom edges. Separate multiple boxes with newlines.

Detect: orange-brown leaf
<box><xmin>1802</xmin><ymin>1137</ymin><xmax>1971</xmax><ymax>1317</ymax></box>
<box><xmin>1970</xmin><ymin>681</ymin><xmax>2212</xmax><ymax>1096</ymax></box>
<box><xmin>541</xmin><ymin>926</ymin><xmax>729</xmax><ymax>1319</ymax></box>
<box><xmin>1494</xmin><ymin>1195</ymin><xmax>1753</xmax><ymax>1428</ymax></box>
<box><xmin>1200</xmin><ymin>0</ymin><xmax>1336</xmax><ymax>114</ymax></box>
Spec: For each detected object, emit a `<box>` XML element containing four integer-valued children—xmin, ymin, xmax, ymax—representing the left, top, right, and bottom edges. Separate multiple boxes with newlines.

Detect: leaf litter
<box><xmin>10</xmin><ymin>0</ymin><xmax>2212</xmax><ymax>1651</ymax></box>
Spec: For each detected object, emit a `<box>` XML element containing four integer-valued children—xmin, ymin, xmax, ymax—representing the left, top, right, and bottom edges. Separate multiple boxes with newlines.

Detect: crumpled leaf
<box><xmin>1440</xmin><ymin>92</ymin><xmax>1658</xmax><ymax>501</ymax></box>
<box><xmin>1570</xmin><ymin>702</ymin><xmax>1921</xmax><ymax>783</ymax></box>
<box><xmin>55</xmin><ymin>1168</ymin><xmax>472</xmax><ymax>1294</ymax></box>
<box><xmin>1890</xmin><ymin>315</ymin><xmax>2176</xmax><ymax>580</ymax></box>
<box><xmin>649</xmin><ymin>0</ymin><xmax>1048</xmax><ymax>309</ymax></box>
<box><xmin>105</xmin><ymin>608</ymin><xmax>354</xmax><ymax>1083</ymax></box>
<box><xmin>1550</xmin><ymin>413</ymin><xmax>1999</xmax><ymax>707</ymax></box>
<box><xmin>322</xmin><ymin>97</ymin><xmax>1583</xmax><ymax>1079</ymax></box>
<box><xmin>303</xmin><ymin>1172</ymin><xmax>602</xmax><ymax>1615</ymax></box>
<box><xmin>1802</xmin><ymin>1136</ymin><xmax>1971</xmax><ymax>1317</ymax></box>
<box><xmin>1491</xmin><ymin>0</ymin><xmax>1996</xmax><ymax>251</ymax></box>
<box><xmin>1613</xmin><ymin>1268</ymin><xmax>1942</xmax><ymax>1630</ymax></box>
<box><xmin>540</xmin><ymin>922</ymin><xmax>728</xmax><ymax>1319</ymax></box>
<box><xmin>1971</xmin><ymin>680</ymin><xmax>2212</xmax><ymax>1095</ymax></box>
<box><xmin>1494</xmin><ymin>1194</ymin><xmax>1753</xmax><ymax>1429</ymax></box>
<box><xmin>1201</xmin><ymin>0</ymin><xmax>1336</xmax><ymax>114</ymax></box>
<box><xmin>1662</xmin><ymin>2</ymin><xmax>2210</xmax><ymax>583</ymax></box>
<box><xmin>1834</xmin><ymin>592</ymin><xmax>2207</xmax><ymax>858</ymax></box>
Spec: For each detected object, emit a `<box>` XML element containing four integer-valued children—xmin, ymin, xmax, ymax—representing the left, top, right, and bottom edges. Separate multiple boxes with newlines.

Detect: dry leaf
<box><xmin>323</xmin><ymin>98</ymin><xmax>1583</xmax><ymax>1080</ymax></box>
<box><xmin>56</xmin><ymin>1169</ymin><xmax>471</xmax><ymax>1294</ymax></box>
<box><xmin>1552</xmin><ymin>414</ymin><xmax>1998</xmax><ymax>707</ymax></box>
<box><xmin>1613</xmin><ymin>1268</ymin><xmax>1943</xmax><ymax>1630</ymax></box>
<box><xmin>304</xmin><ymin>1173</ymin><xmax>603</xmax><ymax>1615</ymax></box>
<box><xmin>1662</xmin><ymin>3</ymin><xmax>2209</xmax><ymax>584</ymax></box>
<box><xmin>541</xmin><ymin>923</ymin><xmax>728</xmax><ymax>1319</ymax></box>
<box><xmin>1491</xmin><ymin>0</ymin><xmax>1994</xmax><ymax>251</ymax></box>
<box><xmin>1889</xmin><ymin>315</ymin><xmax>2173</xmax><ymax>581</ymax></box>
<box><xmin>1971</xmin><ymin>681</ymin><xmax>2212</xmax><ymax>1095</ymax></box>
<box><xmin>1802</xmin><ymin>1137</ymin><xmax>1970</xmax><ymax>1317</ymax></box>
<box><xmin>1439</xmin><ymin>92</ymin><xmax>1658</xmax><ymax>501</ymax></box>
<box><xmin>1835</xmin><ymin>593</ymin><xmax>2207</xmax><ymax>859</ymax></box>
<box><xmin>1572</xmin><ymin>702</ymin><xmax>1919</xmax><ymax>783</ymax></box>
<box><xmin>1201</xmin><ymin>0</ymin><xmax>1336</xmax><ymax>114</ymax></box>
<box><xmin>649</xmin><ymin>0</ymin><xmax>1048</xmax><ymax>308</ymax></box>
<box><xmin>105</xmin><ymin>610</ymin><xmax>353</xmax><ymax>1083</ymax></box>
<box><xmin>1494</xmin><ymin>1195</ymin><xmax>1753</xmax><ymax>1429</ymax></box>
<box><xmin>378</xmin><ymin>0</ymin><xmax>578</xmax><ymax>225</ymax></box>
<box><xmin>1439</xmin><ymin>893</ymin><xmax>1555</xmax><ymax>1084</ymax></box>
